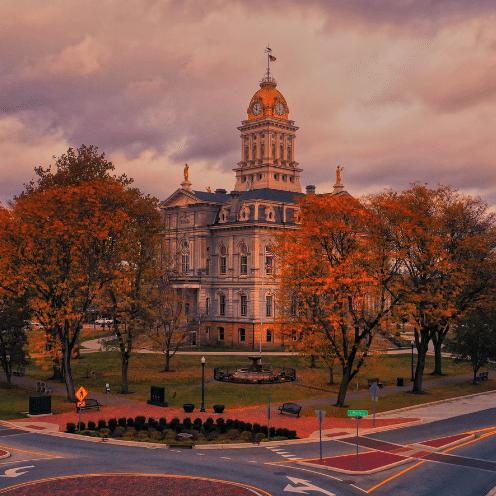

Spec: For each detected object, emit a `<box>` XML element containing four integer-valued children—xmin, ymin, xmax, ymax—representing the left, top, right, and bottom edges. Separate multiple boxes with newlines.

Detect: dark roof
<box><xmin>240</xmin><ymin>188</ymin><xmax>305</xmax><ymax>203</ymax></box>
<box><xmin>193</xmin><ymin>188</ymin><xmax>305</xmax><ymax>204</ymax></box>
<box><xmin>192</xmin><ymin>191</ymin><xmax>230</xmax><ymax>203</ymax></box>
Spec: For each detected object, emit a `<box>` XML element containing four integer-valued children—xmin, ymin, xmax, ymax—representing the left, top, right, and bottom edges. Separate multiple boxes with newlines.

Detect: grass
<box><xmin>0</xmin><ymin>382</ymin><xmax>75</xmax><ymax>420</ymax></box>
<box><xmin>11</xmin><ymin>334</ymin><xmax>496</xmax><ymax>420</ymax></box>
<box><xmin>301</xmin><ymin>378</ymin><xmax>496</xmax><ymax>418</ymax></box>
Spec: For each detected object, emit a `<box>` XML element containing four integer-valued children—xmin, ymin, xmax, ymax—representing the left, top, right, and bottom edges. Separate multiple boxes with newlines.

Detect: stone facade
<box><xmin>159</xmin><ymin>74</ymin><xmax>347</xmax><ymax>349</ymax></box>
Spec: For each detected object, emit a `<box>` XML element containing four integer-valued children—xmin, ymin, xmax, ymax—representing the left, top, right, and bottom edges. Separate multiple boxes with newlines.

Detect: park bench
<box><xmin>75</xmin><ymin>398</ymin><xmax>102</xmax><ymax>412</ymax></box>
<box><xmin>368</xmin><ymin>378</ymin><xmax>384</xmax><ymax>389</ymax></box>
<box><xmin>278</xmin><ymin>403</ymin><xmax>302</xmax><ymax>418</ymax></box>
<box><xmin>477</xmin><ymin>371</ymin><xmax>489</xmax><ymax>381</ymax></box>
<box><xmin>13</xmin><ymin>367</ymin><xmax>25</xmax><ymax>377</ymax></box>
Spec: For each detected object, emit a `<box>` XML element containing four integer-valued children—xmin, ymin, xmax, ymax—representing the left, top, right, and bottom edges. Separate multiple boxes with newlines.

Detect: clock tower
<box><xmin>233</xmin><ymin>74</ymin><xmax>302</xmax><ymax>193</ymax></box>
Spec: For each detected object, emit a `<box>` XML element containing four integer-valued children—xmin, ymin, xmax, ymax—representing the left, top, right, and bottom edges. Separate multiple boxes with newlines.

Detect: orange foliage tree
<box><xmin>373</xmin><ymin>184</ymin><xmax>496</xmax><ymax>392</ymax></box>
<box><xmin>277</xmin><ymin>194</ymin><xmax>402</xmax><ymax>407</ymax></box>
<box><xmin>0</xmin><ymin>145</ymin><xmax>162</xmax><ymax>401</ymax></box>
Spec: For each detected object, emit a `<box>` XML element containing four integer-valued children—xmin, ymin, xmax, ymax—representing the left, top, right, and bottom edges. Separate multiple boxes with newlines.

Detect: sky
<box><xmin>2</xmin><ymin>0</ymin><xmax>496</xmax><ymax>208</ymax></box>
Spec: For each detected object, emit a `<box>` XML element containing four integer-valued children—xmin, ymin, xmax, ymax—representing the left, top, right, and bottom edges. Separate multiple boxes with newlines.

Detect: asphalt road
<box><xmin>1</xmin><ymin>405</ymin><xmax>496</xmax><ymax>496</ymax></box>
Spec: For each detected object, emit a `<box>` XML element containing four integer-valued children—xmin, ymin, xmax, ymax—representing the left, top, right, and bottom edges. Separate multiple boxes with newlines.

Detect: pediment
<box><xmin>159</xmin><ymin>189</ymin><xmax>200</xmax><ymax>208</ymax></box>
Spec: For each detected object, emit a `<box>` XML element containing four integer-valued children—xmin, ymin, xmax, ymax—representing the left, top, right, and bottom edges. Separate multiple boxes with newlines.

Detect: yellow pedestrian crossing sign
<box><xmin>75</xmin><ymin>386</ymin><xmax>88</xmax><ymax>402</ymax></box>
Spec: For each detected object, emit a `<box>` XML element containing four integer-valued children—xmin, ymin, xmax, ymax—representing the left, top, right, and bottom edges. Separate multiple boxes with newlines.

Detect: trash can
<box><xmin>397</xmin><ymin>377</ymin><xmax>404</xmax><ymax>387</ymax></box>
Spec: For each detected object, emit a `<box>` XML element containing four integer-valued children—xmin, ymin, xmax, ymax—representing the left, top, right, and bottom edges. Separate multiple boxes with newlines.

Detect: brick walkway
<box><xmin>11</xmin><ymin>403</ymin><xmax>416</xmax><ymax>438</ymax></box>
<box><xmin>0</xmin><ymin>474</ymin><xmax>270</xmax><ymax>495</ymax></box>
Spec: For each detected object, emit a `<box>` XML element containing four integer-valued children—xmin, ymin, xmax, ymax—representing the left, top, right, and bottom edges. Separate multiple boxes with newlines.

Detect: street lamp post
<box><xmin>200</xmin><ymin>356</ymin><xmax>206</xmax><ymax>412</ymax></box>
<box><xmin>411</xmin><ymin>340</ymin><xmax>415</xmax><ymax>382</ymax></box>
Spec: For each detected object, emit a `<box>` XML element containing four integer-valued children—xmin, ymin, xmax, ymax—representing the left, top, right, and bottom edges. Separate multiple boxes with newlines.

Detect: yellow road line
<box><xmin>0</xmin><ymin>445</ymin><xmax>61</xmax><ymax>457</ymax></box>
<box><xmin>367</xmin><ymin>461</ymin><xmax>426</xmax><ymax>493</ymax></box>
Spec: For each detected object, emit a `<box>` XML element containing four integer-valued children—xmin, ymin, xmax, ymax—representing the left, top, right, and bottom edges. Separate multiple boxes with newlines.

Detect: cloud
<box><xmin>0</xmin><ymin>0</ymin><xmax>496</xmax><ymax>210</ymax></box>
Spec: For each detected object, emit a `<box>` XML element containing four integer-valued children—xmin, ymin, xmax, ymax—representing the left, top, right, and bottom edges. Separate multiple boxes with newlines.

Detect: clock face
<box><xmin>252</xmin><ymin>102</ymin><xmax>262</xmax><ymax>116</ymax></box>
<box><xmin>275</xmin><ymin>101</ymin><xmax>285</xmax><ymax>116</ymax></box>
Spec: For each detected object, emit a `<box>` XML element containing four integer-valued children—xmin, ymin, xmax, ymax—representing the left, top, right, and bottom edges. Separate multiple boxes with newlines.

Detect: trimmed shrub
<box><xmin>66</xmin><ymin>422</ymin><xmax>76</xmax><ymax>434</ymax></box>
<box><xmin>269</xmin><ymin>427</ymin><xmax>275</xmax><ymax>437</ymax></box>
<box><xmin>253</xmin><ymin>423</ymin><xmax>261</xmax><ymax>433</ymax></box>
<box><xmin>193</xmin><ymin>418</ymin><xmax>202</xmax><ymax>430</ymax></box>
<box><xmin>159</xmin><ymin>417</ymin><xmax>167</xmax><ymax>426</ymax></box>
<box><xmin>118</xmin><ymin>417</ymin><xmax>127</xmax><ymax>427</ymax></box>
<box><xmin>288</xmin><ymin>430</ymin><xmax>297</xmax><ymax>440</ymax></box>
<box><xmin>135</xmin><ymin>415</ymin><xmax>146</xmax><ymax>425</ymax></box>
<box><xmin>137</xmin><ymin>431</ymin><xmax>149</xmax><ymax>440</ymax></box>
<box><xmin>149</xmin><ymin>430</ymin><xmax>163</xmax><ymax>441</ymax></box>
<box><xmin>276</xmin><ymin>428</ymin><xmax>284</xmax><ymax>437</ymax></box>
<box><xmin>244</xmin><ymin>422</ymin><xmax>252</xmax><ymax>432</ymax></box>
<box><xmin>114</xmin><ymin>426</ymin><xmax>126</xmax><ymax>437</ymax></box>
<box><xmin>255</xmin><ymin>432</ymin><xmax>266</xmax><ymax>442</ymax></box>
<box><xmin>77</xmin><ymin>421</ymin><xmax>86</xmax><ymax>431</ymax></box>
<box><xmin>239</xmin><ymin>431</ymin><xmax>252</xmax><ymax>442</ymax></box>
<box><xmin>87</xmin><ymin>421</ymin><xmax>96</xmax><ymax>431</ymax></box>
<box><xmin>238</xmin><ymin>421</ymin><xmax>246</xmax><ymax>431</ymax></box>
<box><xmin>99</xmin><ymin>428</ymin><xmax>110</xmax><ymax>438</ymax></box>
<box><xmin>232</xmin><ymin>419</ymin><xmax>239</xmax><ymax>429</ymax></box>
<box><xmin>227</xmin><ymin>429</ymin><xmax>240</xmax><ymax>440</ymax></box>
<box><xmin>125</xmin><ymin>427</ymin><xmax>136</xmax><ymax>437</ymax></box>
<box><xmin>207</xmin><ymin>431</ymin><xmax>219</xmax><ymax>441</ymax></box>
<box><xmin>98</xmin><ymin>419</ymin><xmax>106</xmax><ymax>430</ymax></box>
<box><xmin>226</xmin><ymin>419</ymin><xmax>234</xmax><ymax>429</ymax></box>
<box><xmin>282</xmin><ymin>428</ymin><xmax>290</xmax><ymax>438</ymax></box>
<box><xmin>261</xmin><ymin>425</ymin><xmax>268</xmax><ymax>435</ymax></box>
<box><xmin>183</xmin><ymin>417</ymin><xmax>192</xmax><ymax>430</ymax></box>
<box><xmin>108</xmin><ymin>418</ymin><xmax>118</xmax><ymax>431</ymax></box>
<box><xmin>127</xmin><ymin>417</ymin><xmax>134</xmax><ymax>427</ymax></box>
<box><xmin>169</xmin><ymin>418</ymin><xmax>180</xmax><ymax>432</ymax></box>
<box><xmin>156</xmin><ymin>424</ymin><xmax>164</xmax><ymax>433</ymax></box>
<box><xmin>148</xmin><ymin>417</ymin><xmax>157</xmax><ymax>427</ymax></box>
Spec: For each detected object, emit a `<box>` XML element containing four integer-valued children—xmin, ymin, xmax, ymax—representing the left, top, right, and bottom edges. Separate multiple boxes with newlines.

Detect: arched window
<box><xmin>180</xmin><ymin>240</ymin><xmax>189</xmax><ymax>274</ymax></box>
<box><xmin>287</xmin><ymin>146</ymin><xmax>291</xmax><ymax>162</ymax></box>
<box><xmin>252</xmin><ymin>144</ymin><xmax>257</xmax><ymax>160</ymax></box>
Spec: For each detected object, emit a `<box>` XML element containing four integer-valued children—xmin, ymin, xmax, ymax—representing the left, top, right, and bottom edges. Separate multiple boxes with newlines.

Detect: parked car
<box><xmin>95</xmin><ymin>318</ymin><xmax>114</xmax><ymax>325</ymax></box>
<box><xmin>26</xmin><ymin>321</ymin><xmax>43</xmax><ymax>329</ymax></box>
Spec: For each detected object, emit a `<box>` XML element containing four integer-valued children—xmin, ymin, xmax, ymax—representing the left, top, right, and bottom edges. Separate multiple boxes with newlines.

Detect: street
<box><xmin>1</xmin><ymin>407</ymin><xmax>496</xmax><ymax>495</ymax></box>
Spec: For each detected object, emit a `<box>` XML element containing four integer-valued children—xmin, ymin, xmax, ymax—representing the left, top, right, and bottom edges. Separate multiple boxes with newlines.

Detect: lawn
<box><xmin>16</xmin><ymin>344</ymin><xmax>496</xmax><ymax>413</ymax></box>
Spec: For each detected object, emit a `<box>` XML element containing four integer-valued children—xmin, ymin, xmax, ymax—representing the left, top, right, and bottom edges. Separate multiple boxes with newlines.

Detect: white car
<box><xmin>26</xmin><ymin>321</ymin><xmax>43</xmax><ymax>329</ymax></box>
<box><xmin>95</xmin><ymin>319</ymin><xmax>114</xmax><ymax>325</ymax></box>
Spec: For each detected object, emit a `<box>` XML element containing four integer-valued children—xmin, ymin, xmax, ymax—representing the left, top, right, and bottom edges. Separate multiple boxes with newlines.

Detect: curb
<box><xmin>297</xmin><ymin>432</ymin><xmax>476</xmax><ymax>475</ymax></box>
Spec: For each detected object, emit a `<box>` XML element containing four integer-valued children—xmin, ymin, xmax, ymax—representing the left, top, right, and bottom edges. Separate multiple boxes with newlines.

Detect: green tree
<box><xmin>0</xmin><ymin>292</ymin><xmax>30</xmax><ymax>384</ymax></box>
<box><xmin>444</xmin><ymin>306</ymin><xmax>496</xmax><ymax>384</ymax></box>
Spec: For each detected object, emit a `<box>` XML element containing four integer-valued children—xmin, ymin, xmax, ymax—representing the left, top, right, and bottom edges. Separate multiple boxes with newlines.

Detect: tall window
<box><xmin>266</xmin><ymin>329</ymin><xmax>273</xmax><ymax>342</ymax></box>
<box><xmin>205</xmin><ymin>259</ymin><xmax>210</xmax><ymax>276</ymax></box>
<box><xmin>219</xmin><ymin>294</ymin><xmax>226</xmax><ymax>316</ymax></box>
<box><xmin>219</xmin><ymin>245</ymin><xmax>227</xmax><ymax>275</ymax></box>
<box><xmin>238</xmin><ymin>328</ymin><xmax>246</xmax><ymax>342</ymax></box>
<box><xmin>265</xmin><ymin>257</ymin><xmax>273</xmax><ymax>275</ymax></box>
<box><xmin>218</xmin><ymin>327</ymin><xmax>224</xmax><ymax>341</ymax></box>
<box><xmin>266</xmin><ymin>295</ymin><xmax>273</xmax><ymax>317</ymax></box>
<box><xmin>180</xmin><ymin>240</ymin><xmax>189</xmax><ymax>274</ymax></box>
<box><xmin>240</xmin><ymin>255</ymin><xmax>248</xmax><ymax>275</ymax></box>
<box><xmin>205</xmin><ymin>326</ymin><xmax>210</xmax><ymax>339</ymax></box>
<box><xmin>205</xmin><ymin>297</ymin><xmax>210</xmax><ymax>316</ymax></box>
<box><xmin>240</xmin><ymin>294</ymin><xmax>247</xmax><ymax>317</ymax></box>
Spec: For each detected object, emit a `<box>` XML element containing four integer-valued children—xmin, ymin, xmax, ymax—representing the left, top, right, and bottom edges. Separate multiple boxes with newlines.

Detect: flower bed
<box><xmin>66</xmin><ymin>415</ymin><xmax>297</xmax><ymax>444</ymax></box>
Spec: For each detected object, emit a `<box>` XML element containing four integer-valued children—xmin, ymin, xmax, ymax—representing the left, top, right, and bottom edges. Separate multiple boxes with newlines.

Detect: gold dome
<box><xmin>247</xmin><ymin>79</ymin><xmax>289</xmax><ymax>120</ymax></box>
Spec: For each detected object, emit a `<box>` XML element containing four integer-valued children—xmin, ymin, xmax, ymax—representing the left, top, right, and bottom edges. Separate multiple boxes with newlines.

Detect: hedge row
<box><xmin>66</xmin><ymin>415</ymin><xmax>297</xmax><ymax>443</ymax></box>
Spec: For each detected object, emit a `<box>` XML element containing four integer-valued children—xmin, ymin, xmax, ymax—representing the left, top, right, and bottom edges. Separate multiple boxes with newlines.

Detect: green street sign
<box><xmin>348</xmin><ymin>409</ymin><xmax>368</xmax><ymax>417</ymax></box>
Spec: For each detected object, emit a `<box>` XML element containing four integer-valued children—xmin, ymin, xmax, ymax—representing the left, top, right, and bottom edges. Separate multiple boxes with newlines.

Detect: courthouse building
<box><xmin>159</xmin><ymin>70</ymin><xmax>348</xmax><ymax>349</ymax></box>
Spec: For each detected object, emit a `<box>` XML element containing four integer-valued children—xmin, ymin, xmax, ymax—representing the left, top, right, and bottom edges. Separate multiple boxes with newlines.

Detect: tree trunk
<box><xmin>63</xmin><ymin>343</ymin><xmax>76</xmax><ymax>402</ymax></box>
<box><xmin>329</xmin><ymin>367</ymin><xmax>334</xmax><ymax>385</ymax></box>
<box><xmin>335</xmin><ymin>365</ymin><xmax>351</xmax><ymax>407</ymax></box>
<box><xmin>431</xmin><ymin>332</ymin><xmax>443</xmax><ymax>375</ymax></box>
<box><xmin>121</xmin><ymin>354</ymin><xmax>129</xmax><ymax>394</ymax></box>
<box><xmin>412</xmin><ymin>338</ymin><xmax>429</xmax><ymax>393</ymax></box>
<box><xmin>164</xmin><ymin>350</ymin><xmax>170</xmax><ymax>372</ymax></box>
